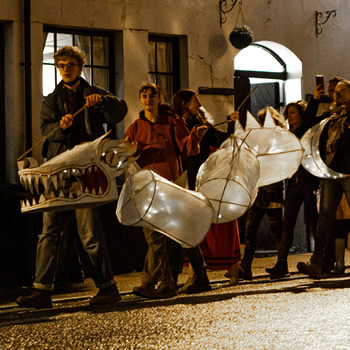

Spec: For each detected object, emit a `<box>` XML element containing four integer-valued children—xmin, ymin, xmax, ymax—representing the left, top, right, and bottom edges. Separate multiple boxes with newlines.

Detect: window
<box><xmin>43</xmin><ymin>28</ymin><xmax>115</xmax><ymax>96</ymax></box>
<box><xmin>148</xmin><ymin>36</ymin><xmax>180</xmax><ymax>104</ymax></box>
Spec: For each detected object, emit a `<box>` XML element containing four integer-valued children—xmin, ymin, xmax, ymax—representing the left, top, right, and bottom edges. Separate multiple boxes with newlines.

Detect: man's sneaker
<box><xmin>89</xmin><ymin>284</ymin><xmax>121</xmax><ymax>305</ymax></box>
<box><xmin>266</xmin><ymin>261</ymin><xmax>290</xmax><ymax>279</ymax></box>
<box><xmin>132</xmin><ymin>284</ymin><xmax>156</xmax><ymax>299</ymax></box>
<box><xmin>16</xmin><ymin>288</ymin><xmax>52</xmax><ymax>309</ymax></box>
<box><xmin>297</xmin><ymin>262</ymin><xmax>324</xmax><ymax>279</ymax></box>
<box><xmin>154</xmin><ymin>281</ymin><xmax>177</xmax><ymax>299</ymax></box>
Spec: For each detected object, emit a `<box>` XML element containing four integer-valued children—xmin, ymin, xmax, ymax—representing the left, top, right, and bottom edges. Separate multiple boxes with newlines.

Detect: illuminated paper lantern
<box><xmin>196</xmin><ymin>138</ymin><xmax>259</xmax><ymax>224</ymax></box>
<box><xmin>226</xmin><ymin>109</ymin><xmax>304</xmax><ymax>186</ymax></box>
<box><xmin>301</xmin><ymin>116</ymin><xmax>346</xmax><ymax>179</ymax></box>
<box><xmin>116</xmin><ymin>169</ymin><xmax>214</xmax><ymax>248</ymax></box>
<box><xmin>17</xmin><ymin>133</ymin><xmax>137</xmax><ymax>213</ymax></box>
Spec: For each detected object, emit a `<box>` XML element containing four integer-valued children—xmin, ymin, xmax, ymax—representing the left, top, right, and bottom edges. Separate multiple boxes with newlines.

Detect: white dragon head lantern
<box><xmin>17</xmin><ymin>133</ymin><xmax>137</xmax><ymax>213</ymax></box>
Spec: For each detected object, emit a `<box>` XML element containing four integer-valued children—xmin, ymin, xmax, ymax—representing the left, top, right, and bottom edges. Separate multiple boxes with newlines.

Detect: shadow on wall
<box><xmin>209</xmin><ymin>34</ymin><xmax>228</xmax><ymax>59</ymax></box>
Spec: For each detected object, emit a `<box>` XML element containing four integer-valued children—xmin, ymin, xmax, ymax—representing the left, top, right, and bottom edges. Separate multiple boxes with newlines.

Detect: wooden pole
<box><xmin>212</xmin><ymin>86</ymin><xmax>258</xmax><ymax>127</ymax></box>
<box><xmin>17</xmin><ymin>105</ymin><xmax>87</xmax><ymax>161</ymax></box>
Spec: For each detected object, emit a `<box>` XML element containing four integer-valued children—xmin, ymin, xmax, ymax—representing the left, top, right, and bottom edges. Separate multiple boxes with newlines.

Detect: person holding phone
<box><xmin>311</xmin><ymin>76</ymin><xmax>344</xmax><ymax>117</ymax></box>
<box><xmin>315</xmin><ymin>75</ymin><xmax>325</xmax><ymax>94</ymax></box>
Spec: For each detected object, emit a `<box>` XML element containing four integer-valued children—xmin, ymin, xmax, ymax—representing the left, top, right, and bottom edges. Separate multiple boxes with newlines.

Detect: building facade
<box><xmin>1</xmin><ymin>0</ymin><xmax>349</xmax><ymax>283</ymax></box>
<box><xmin>1</xmin><ymin>0</ymin><xmax>348</xmax><ymax>184</ymax></box>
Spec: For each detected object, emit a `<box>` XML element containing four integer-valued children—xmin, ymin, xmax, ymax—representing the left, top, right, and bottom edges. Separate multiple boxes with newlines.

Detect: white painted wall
<box><xmin>240</xmin><ymin>0</ymin><xmax>348</xmax><ymax>95</ymax></box>
<box><xmin>0</xmin><ymin>0</ymin><xmax>349</xmax><ymax>182</ymax></box>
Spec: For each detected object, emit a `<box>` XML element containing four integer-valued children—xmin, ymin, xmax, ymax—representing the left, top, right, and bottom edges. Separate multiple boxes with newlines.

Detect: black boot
<box><xmin>238</xmin><ymin>259</ymin><xmax>253</xmax><ymax>280</ymax></box>
<box><xmin>180</xmin><ymin>247</ymin><xmax>211</xmax><ymax>294</ymax></box>
<box><xmin>89</xmin><ymin>284</ymin><xmax>121</xmax><ymax>305</ymax></box>
<box><xmin>266</xmin><ymin>260</ymin><xmax>290</xmax><ymax>279</ymax></box>
<box><xmin>185</xmin><ymin>269</ymin><xmax>211</xmax><ymax>294</ymax></box>
<box><xmin>297</xmin><ymin>261</ymin><xmax>324</xmax><ymax>279</ymax></box>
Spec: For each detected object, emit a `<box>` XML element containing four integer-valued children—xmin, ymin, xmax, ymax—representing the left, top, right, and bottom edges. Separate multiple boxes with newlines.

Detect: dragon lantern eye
<box><xmin>103</xmin><ymin>150</ymin><xmax>119</xmax><ymax>167</ymax></box>
<box><xmin>71</xmin><ymin>168</ymin><xmax>81</xmax><ymax>177</ymax></box>
<box><xmin>62</xmin><ymin>169</ymin><xmax>72</xmax><ymax>180</ymax></box>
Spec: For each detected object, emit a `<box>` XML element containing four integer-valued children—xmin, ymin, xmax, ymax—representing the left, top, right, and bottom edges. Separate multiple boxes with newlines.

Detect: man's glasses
<box><xmin>56</xmin><ymin>63</ymin><xmax>79</xmax><ymax>70</ymax></box>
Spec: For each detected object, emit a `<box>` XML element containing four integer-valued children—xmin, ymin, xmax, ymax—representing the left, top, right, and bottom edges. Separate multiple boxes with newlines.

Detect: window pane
<box><xmin>93</xmin><ymin>36</ymin><xmax>109</xmax><ymax>66</ymax></box>
<box><xmin>148</xmin><ymin>41</ymin><xmax>156</xmax><ymax>72</ymax></box>
<box><xmin>42</xmin><ymin>65</ymin><xmax>56</xmax><ymax>96</ymax></box>
<box><xmin>43</xmin><ymin>32</ymin><xmax>55</xmax><ymax>64</ymax></box>
<box><xmin>148</xmin><ymin>74</ymin><xmax>156</xmax><ymax>85</ymax></box>
<box><xmin>56</xmin><ymin>33</ymin><xmax>73</xmax><ymax>50</ymax></box>
<box><xmin>157</xmin><ymin>41</ymin><xmax>172</xmax><ymax>73</ymax></box>
<box><xmin>81</xmin><ymin>67</ymin><xmax>92</xmax><ymax>85</ymax></box>
<box><xmin>75</xmin><ymin>35</ymin><xmax>91</xmax><ymax>65</ymax></box>
<box><xmin>56</xmin><ymin>68</ymin><xmax>61</xmax><ymax>84</ymax></box>
<box><xmin>157</xmin><ymin>74</ymin><xmax>173</xmax><ymax>104</ymax></box>
<box><xmin>43</xmin><ymin>30</ymin><xmax>112</xmax><ymax>96</ymax></box>
<box><xmin>93</xmin><ymin>68</ymin><xmax>109</xmax><ymax>89</ymax></box>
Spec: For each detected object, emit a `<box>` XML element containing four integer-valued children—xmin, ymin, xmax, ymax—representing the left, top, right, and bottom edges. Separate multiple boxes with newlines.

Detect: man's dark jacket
<box><xmin>40</xmin><ymin>78</ymin><xmax>128</xmax><ymax>160</ymax></box>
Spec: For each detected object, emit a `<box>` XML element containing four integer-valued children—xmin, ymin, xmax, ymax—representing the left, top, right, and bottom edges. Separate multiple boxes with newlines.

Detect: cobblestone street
<box><xmin>1</xmin><ymin>252</ymin><xmax>350</xmax><ymax>349</ymax></box>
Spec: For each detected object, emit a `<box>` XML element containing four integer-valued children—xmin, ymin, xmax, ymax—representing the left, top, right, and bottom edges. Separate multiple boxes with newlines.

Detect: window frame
<box><xmin>148</xmin><ymin>35</ymin><xmax>180</xmax><ymax>103</ymax></box>
<box><xmin>43</xmin><ymin>26</ymin><xmax>115</xmax><ymax>94</ymax></box>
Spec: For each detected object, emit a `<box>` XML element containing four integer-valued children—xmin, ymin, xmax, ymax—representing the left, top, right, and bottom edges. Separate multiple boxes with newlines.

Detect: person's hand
<box><xmin>124</xmin><ymin>136</ymin><xmax>139</xmax><ymax>150</ymax></box>
<box><xmin>194</xmin><ymin>125</ymin><xmax>208</xmax><ymax>140</ymax></box>
<box><xmin>314</xmin><ymin>84</ymin><xmax>325</xmax><ymax>100</ymax></box>
<box><xmin>229</xmin><ymin>111</ymin><xmax>239</xmax><ymax>121</ymax></box>
<box><xmin>60</xmin><ymin>113</ymin><xmax>74</xmax><ymax>129</ymax></box>
<box><xmin>85</xmin><ymin>94</ymin><xmax>103</xmax><ymax>107</ymax></box>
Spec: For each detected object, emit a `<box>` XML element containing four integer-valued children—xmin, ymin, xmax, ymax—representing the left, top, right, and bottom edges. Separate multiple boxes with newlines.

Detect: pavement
<box><xmin>2</xmin><ymin>251</ymin><xmax>350</xmax><ymax>349</ymax></box>
<box><xmin>0</xmin><ymin>251</ymin><xmax>317</xmax><ymax>324</ymax></box>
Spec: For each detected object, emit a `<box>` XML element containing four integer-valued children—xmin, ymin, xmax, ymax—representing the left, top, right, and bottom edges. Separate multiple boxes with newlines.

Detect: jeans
<box><xmin>34</xmin><ymin>208</ymin><xmax>115</xmax><ymax>291</ymax></box>
<box><xmin>55</xmin><ymin>216</ymin><xmax>84</xmax><ymax>284</ymax></box>
<box><xmin>311</xmin><ymin>177</ymin><xmax>350</xmax><ymax>265</ymax></box>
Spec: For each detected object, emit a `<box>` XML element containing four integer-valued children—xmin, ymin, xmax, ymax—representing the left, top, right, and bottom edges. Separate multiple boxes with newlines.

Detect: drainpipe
<box><xmin>24</xmin><ymin>0</ymin><xmax>32</xmax><ymax>151</ymax></box>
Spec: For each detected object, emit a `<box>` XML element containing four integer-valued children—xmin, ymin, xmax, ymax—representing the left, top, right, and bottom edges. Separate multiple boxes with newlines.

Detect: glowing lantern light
<box><xmin>116</xmin><ymin>169</ymin><xmax>214</xmax><ymax>247</ymax></box>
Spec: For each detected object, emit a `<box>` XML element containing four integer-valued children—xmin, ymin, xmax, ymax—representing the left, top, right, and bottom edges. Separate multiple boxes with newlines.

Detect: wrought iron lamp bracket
<box><xmin>315</xmin><ymin>10</ymin><xmax>337</xmax><ymax>37</ymax></box>
<box><xmin>219</xmin><ymin>0</ymin><xmax>240</xmax><ymax>26</ymax></box>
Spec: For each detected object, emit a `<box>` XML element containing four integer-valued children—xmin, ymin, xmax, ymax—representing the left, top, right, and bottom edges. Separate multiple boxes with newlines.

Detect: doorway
<box><xmin>234</xmin><ymin>40</ymin><xmax>302</xmax><ymax>124</ymax></box>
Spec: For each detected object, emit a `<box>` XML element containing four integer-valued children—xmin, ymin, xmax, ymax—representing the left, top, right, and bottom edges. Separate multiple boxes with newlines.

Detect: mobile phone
<box><xmin>315</xmin><ymin>75</ymin><xmax>325</xmax><ymax>90</ymax></box>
